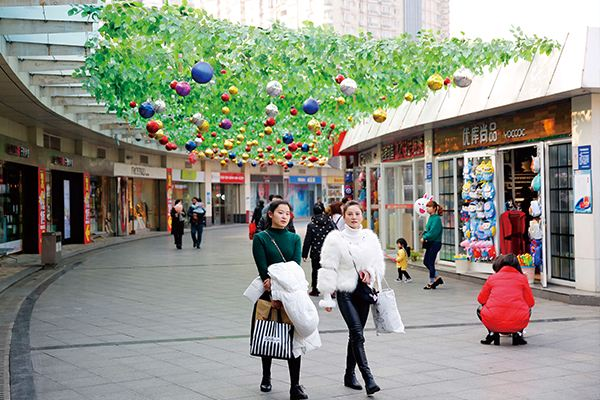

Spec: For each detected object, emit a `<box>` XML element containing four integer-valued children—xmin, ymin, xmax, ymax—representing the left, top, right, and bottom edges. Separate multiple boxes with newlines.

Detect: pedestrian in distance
<box><xmin>395</xmin><ymin>238</ymin><xmax>412</xmax><ymax>283</ymax></box>
<box><xmin>477</xmin><ymin>254</ymin><xmax>535</xmax><ymax>346</ymax></box>
<box><xmin>318</xmin><ymin>200</ymin><xmax>384</xmax><ymax>395</ymax></box>
<box><xmin>170</xmin><ymin>199</ymin><xmax>185</xmax><ymax>250</ymax></box>
<box><xmin>302</xmin><ymin>204</ymin><xmax>336</xmax><ymax>296</ymax></box>
<box><xmin>421</xmin><ymin>200</ymin><xmax>444</xmax><ymax>290</ymax></box>
<box><xmin>329</xmin><ymin>201</ymin><xmax>345</xmax><ymax>231</ymax></box>
<box><xmin>188</xmin><ymin>197</ymin><xmax>206</xmax><ymax>248</ymax></box>
<box><xmin>252</xmin><ymin>199</ymin><xmax>265</xmax><ymax>226</ymax></box>
<box><xmin>251</xmin><ymin>200</ymin><xmax>308</xmax><ymax>400</ymax></box>
<box><xmin>257</xmin><ymin>194</ymin><xmax>296</xmax><ymax>233</ymax></box>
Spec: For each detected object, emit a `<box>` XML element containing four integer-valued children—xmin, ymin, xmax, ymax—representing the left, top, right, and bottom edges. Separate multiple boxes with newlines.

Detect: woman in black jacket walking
<box><xmin>302</xmin><ymin>204</ymin><xmax>336</xmax><ymax>296</ymax></box>
<box><xmin>170</xmin><ymin>199</ymin><xmax>185</xmax><ymax>249</ymax></box>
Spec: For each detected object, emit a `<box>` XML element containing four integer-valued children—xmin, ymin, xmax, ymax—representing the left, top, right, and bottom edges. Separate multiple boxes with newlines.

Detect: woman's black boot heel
<box><xmin>353</xmin><ymin>343</ymin><xmax>380</xmax><ymax>395</ymax></box>
<box><xmin>289</xmin><ymin>384</ymin><xmax>309</xmax><ymax>400</ymax></box>
<box><xmin>260</xmin><ymin>376</ymin><xmax>272</xmax><ymax>392</ymax></box>
<box><xmin>480</xmin><ymin>332</ymin><xmax>500</xmax><ymax>345</ymax></box>
<box><xmin>512</xmin><ymin>332</ymin><xmax>528</xmax><ymax>345</ymax></box>
<box><xmin>344</xmin><ymin>371</ymin><xmax>362</xmax><ymax>390</ymax></box>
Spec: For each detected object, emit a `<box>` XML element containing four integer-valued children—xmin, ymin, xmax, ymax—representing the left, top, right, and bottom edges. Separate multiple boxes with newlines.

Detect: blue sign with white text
<box><xmin>426</xmin><ymin>162</ymin><xmax>433</xmax><ymax>181</ymax></box>
<box><xmin>578</xmin><ymin>145</ymin><xmax>591</xmax><ymax>170</ymax></box>
<box><xmin>289</xmin><ymin>176</ymin><xmax>322</xmax><ymax>184</ymax></box>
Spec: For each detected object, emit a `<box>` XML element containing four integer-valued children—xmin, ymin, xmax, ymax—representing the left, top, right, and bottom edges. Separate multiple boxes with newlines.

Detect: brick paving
<box><xmin>10</xmin><ymin>224</ymin><xmax>600</xmax><ymax>399</ymax></box>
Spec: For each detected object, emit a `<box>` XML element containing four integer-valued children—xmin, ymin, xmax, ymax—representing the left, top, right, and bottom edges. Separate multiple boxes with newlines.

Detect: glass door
<box><xmin>366</xmin><ymin>166</ymin><xmax>380</xmax><ymax>234</ymax></box>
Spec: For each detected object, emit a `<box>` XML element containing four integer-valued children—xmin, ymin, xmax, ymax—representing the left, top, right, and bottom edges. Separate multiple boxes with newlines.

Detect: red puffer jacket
<box><xmin>477</xmin><ymin>267</ymin><xmax>535</xmax><ymax>333</ymax></box>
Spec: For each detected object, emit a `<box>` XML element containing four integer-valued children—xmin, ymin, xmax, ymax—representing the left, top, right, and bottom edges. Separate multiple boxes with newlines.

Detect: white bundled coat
<box><xmin>268</xmin><ymin>261</ymin><xmax>322</xmax><ymax>357</ymax></box>
<box><xmin>317</xmin><ymin>226</ymin><xmax>386</xmax><ymax>309</ymax></box>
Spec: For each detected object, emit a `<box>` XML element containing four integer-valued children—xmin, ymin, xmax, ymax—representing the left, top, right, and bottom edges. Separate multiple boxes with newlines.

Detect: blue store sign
<box><xmin>289</xmin><ymin>176</ymin><xmax>322</xmax><ymax>184</ymax></box>
<box><xmin>577</xmin><ymin>145</ymin><xmax>591</xmax><ymax>170</ymax></box>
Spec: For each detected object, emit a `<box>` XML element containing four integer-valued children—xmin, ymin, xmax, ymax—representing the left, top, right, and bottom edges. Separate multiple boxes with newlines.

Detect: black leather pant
<box><xmin>336</xmin><ymin>289</ymin><xmax>371</xmax><ymax>376</ymax></box>
<box><xmin>310</xmin><ymin>256</ymin><xmax>321</xmax><ymax>291</ymax></box>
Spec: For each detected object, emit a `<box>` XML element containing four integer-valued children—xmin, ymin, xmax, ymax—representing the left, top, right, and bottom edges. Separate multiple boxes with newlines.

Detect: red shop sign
<box><xmin>382</xmin><ymin>136</ymin><xmax>425</xmax><ymax>162</ymax></box>
<box><xmin>220</xmin><ymin>172</ymin><xmax>245</xmax><ymax>184</ymax></box>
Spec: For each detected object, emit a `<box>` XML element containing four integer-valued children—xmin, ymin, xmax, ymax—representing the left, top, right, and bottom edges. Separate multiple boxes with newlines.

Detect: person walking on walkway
<box><xmin>329</xmin><ymin>201</ymin><xmax>345</xmax><ymax>231</ymax></box>
<box><xmin>257</xmin><ymin>194</ymin><xmax>296</xmax><ymax>233</ymax></box>
<box><xmin>302</xmin><ymin>204</ymin><xmax>336</xmax><ymax>296</ymax></box>
<box><xmin>395</xmin><ymin>238</ymin><xmax>412</xmax><ymax>283</ymax></box>
<box><xmin>317</xmin><ymin>200</ymin><xmax>384</xmax><ymax>395</ymax></box>
<box><xmin>477</xmin><ymin>254</ymin><xmax>535</xmax><ymax>345</ymax></box>
<box><xmin>421</xmin><ymin>200</ymin><xmax>444</xmax><ymax>290</ymax></box>
<box><xmin>252</xmin><ymin>199</ymin><xmax>265</xmax><ymax>226</ymax></box>
<box><xmin>252</xmin><ymin>200</ymin><xmax>308</xmax><ymax>400</ymax></box>
<box><xmin>170</xmin><ymin>199</ymin><xmax>185</xmax><ymax>250</ymax></box>
<box><xmin>188</xmin><ymin>197</ymin><xmax>206</xmax><ymax>248</ymax></box>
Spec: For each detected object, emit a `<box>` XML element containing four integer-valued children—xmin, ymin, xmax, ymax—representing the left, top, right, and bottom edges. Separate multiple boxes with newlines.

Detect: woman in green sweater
<box><xmin>251</xmin><ymin>200</ymin><xmax>308</xmax><ymax>400</ymax></box>
<box><xmin>421</xmin><ymin>200</ymin><xmax>444</xmax><ymax>290</ymax></box>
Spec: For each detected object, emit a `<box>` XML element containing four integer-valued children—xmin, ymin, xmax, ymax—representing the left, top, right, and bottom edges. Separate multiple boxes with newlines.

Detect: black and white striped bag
<box><xmin>250</xmin><ymin>311</ymin><xmax>294</xmax><ymax>360</ymax></box>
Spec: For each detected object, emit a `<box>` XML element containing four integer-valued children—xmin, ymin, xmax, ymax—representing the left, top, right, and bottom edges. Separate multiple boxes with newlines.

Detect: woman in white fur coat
<box><xmin>318</xmin><ymin>200</ymin><xmax>385</xmax><ymax>395</ymax></box>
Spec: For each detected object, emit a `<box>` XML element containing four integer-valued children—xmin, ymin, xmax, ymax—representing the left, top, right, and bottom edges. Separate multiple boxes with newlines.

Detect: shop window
<box><xmin>437</xmin><ymin>159</ymin><xmax>455</xmax><ymax>261</ymax></box>
<box><xmin>548</xmin><ymin>143</ymin><xmax>574</xmax><ymax>281</ymax></box>
<box><xmin>43</xmin><ymin>134</ymin><xmax>61</xmax><ymax>151</ymax></box>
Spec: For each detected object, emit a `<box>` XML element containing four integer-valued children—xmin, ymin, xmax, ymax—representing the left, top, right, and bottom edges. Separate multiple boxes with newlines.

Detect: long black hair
<box><xmin>265</xmin><ymin>200</ymin><xmax>293</xmax><ymax>228</ymax></box>
<box><xmin>492</xmin><ymin>254</ymin><xmax>523</xmax><ymax>274</ymax></box>
<box><xmin>396</xmin><ymin>238</ymin><xmax>411</xmax><ymax>257</ymax></box>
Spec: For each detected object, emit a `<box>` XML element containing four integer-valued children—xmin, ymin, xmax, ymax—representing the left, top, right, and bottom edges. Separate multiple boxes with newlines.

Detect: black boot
<box><xmin>480</xmin><ymin>332</ymin><xmax>500</xmax><ymax>345</ymax></box>
<box><xmin>289</xmin><ymin>384</ymin><xmax>309</xmax><ymax>400</ymax></box>
<box><xmin>344</xmin><ymin>341</ymin><xmax>362</xmax><ymax>390</ymax></box>
<box><xmin>351</xmin><ymin>341</ymin><xmax>380</xmax><ymax>395</ymax></box>
<box><xmin>260</xmin><ymin>357</ymin><xmax>272</xmax><ymax>392</ymax></box>
<box><xmin>512</xmin><ymin>332</ymin><xmax>527</xmax><ymax>346</ymax></box>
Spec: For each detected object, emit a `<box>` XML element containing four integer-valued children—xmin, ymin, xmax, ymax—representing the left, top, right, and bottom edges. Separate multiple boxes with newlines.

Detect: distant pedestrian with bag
<box><xmin>188</xmin><ymin>197</ymin><xmax>206</xmax><ymax>248</ymax></box>
<box><xmin>170</xmin><ymin>199</ymin><xmax>185</xmax><ymax>250</ymax></box>
<box><xmin>251</xmin><ymin>200</ymin><xmax>308</xmax><ymax>399</ymax></box>
<box><xmin>421</xmin><ymin>200</ymin><xmax>444</xmax><ymax>290</ymax></box>
<box><xmin>329</xmin><ymin>201</ymin><xmax>345</xmax><ymax>231</ymax></box>
<box><xmin>318</xmin><ymin>200</ymin><xmax>385</xmax><ymax>395</ymax></box>
<box><xmin>302</xmin><ymin>204</ymin><xmax>336</xmax><ymax>297</ymax></box>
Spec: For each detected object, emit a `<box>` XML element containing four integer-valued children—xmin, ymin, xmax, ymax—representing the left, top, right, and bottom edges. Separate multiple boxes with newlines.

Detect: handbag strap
<box><xmin>347</xmin><ymin>245</ymin><xmax>363</xmax><ymax>280</ymax></box>
<box><xmin>263</xmin><ymin>231</ymin><xmax>287</xmax><ymax>263</ymax></box>
<box><xmin>348</xmin><ymin>241</ymin><xmax>383</xmax><ymax>290</ymax></box>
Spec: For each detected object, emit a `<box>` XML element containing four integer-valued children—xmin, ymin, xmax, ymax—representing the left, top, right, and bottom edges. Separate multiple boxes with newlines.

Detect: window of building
<box><xmin>140</xmin><ymin>155</ymin><xmax>149</xmax><ymax>165</ymax></box>
<box><xmin>43</xmin><ymin>134</ymin><xmax>61</xmax><ymax>151</ymax></box>
<box><xmin>96</xmin><ymin>148</ymin><xmax>106</xmax><ymax>159</ymax></box>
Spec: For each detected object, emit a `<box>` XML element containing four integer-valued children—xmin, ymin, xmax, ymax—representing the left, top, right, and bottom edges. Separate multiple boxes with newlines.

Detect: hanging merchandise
<box><xmin>528</xmin><ymin>199</ymin><xmax>543</xmax><ymax>271</ymax></box>
<box><xmin>460</xmin><ymin>155</ymin><xmax>497</xmax><ymax>262</ymax></box>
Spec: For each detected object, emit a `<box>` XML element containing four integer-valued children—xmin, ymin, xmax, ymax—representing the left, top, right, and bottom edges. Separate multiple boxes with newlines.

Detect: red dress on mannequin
<box><xmin>499</xmin><ymin>210</ymin><xmax>527</xmax><ymax>255</ymax></box>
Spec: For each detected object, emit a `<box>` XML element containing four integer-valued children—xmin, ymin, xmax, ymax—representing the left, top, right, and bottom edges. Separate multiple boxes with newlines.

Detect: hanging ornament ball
<box><xmin>265</xmin><ymin>103</ymin><xmax>279</xmax><ymax>118</ymax></box>
<box><xmin>444</xmin><ymin>77</ymin><xmax>452</xmax><ymax>86</ymax></box>
<box><xmin>129</xmin><ymin>101</ymin><xmax>137</xmax><ymax>108</ymax></box>
<box><xmin>264</xmin><ymin>126</ymin><xmax>273</xmax><ymax>135</ymax></box>
<box><xmin>284</xmin><ymin>152</ymin><xmax>293</xmax><ymax>160</ymax></box>
<box><xmin>138</xmin><ymin>102</ymin><xmax>155</xmax><ymax>119</ymax></box>
<box><xmin>175</xmin><ymin>81</ymin><xmax>191</xmax><ymax>96</ymax></box>
<box><xmin>266</xmin><ymin>80</ymin><xmax>283</xmax><ymax>97</ymax></box>
<box><xmin>152</xmin><ymin>100</ymin><xmax>166</xmax><ymax>113</ymax></box>
<box><xmin>194</xmin><ymin>137</ymin><xmax>204</xmax><ymax>146</ymax></box>
<box><xmin>205</xmin><ymin>148</ymin><xmax>214</xmax><ymax>157</ymax></box>
<box><xmin>158</xmin><ymin>136</ymin><xmax>169</xmax><ymax>145</ymax></box>
<box><xmin>290</xmin><ymin>107</ymin><xmax>298</xmax><ymax>116</ymax></box>
<box><xmin>188</xmin><ymin>152</ymin><xmax>198</xmax><ymax>164</ymax></box>
<box><xmin>229</xmin><ymin>152</ymin><xmax>236</xmax><ymax>160</ymax></box>
<box><xmin>335</xmin><ymin>74</ymin><xmax>345</xmax><ymax>84</ymax></box>
<box><xmin>229</xmin><ymin>85</ymin><xmax>239</xmax><ymax>95</ymax></box>
<box><xmin>288</xmin><ymin>143</ymin><xmax>298</xmax><ymax>152</ymax></box>
<box><xmin>221</xmin><ymin>93</ymin><xmax>230</xmax><ymax>102</ymax></box>
<box><xmin>453</xmin><ymin>67</ymin><xmax>473</xmax><ymax>88</ymax></box>
<box><xmin>198</xmin><ymin>120</ymin><xmax>209</xmax><ymax>133</ymax></box>
<box><xmin>237</xmin><ymin>161</ymin><xmax>244</xmax><ymax>168</ymax></box>
<box><xmin>146</xmin><ymin>120</ymin><xmax>160</xmax><ymax>133</ymax></box>
<box><xmin>219</xmin><ymin>119</ymin><xmax>232</xmax><ymax>130</ymax></box>
<box><xmin>191</xmin><ymin>113</ymin><xmax>205</xmax><ymax>127</ymax></box>
<box><xmin>287</xmin><ymin>161</ymin><xmax>294</xmax><ymax>168</ymax></box>
<box><xmin>169</xmin><ymin>80</ymin><xmax>178</xmax><ymax>89</ymax></box>
<box><xmin>302</xmin><ymin>98</ymin><xmax>319</xmax><ymax>115</ymax></box>
<box><xmin>336</xmin><ymin>97</ymin><xmax>346</xmax><ymax>106</ymax></box>
<box><xmin>301</xmin><ymin>143</ymin><xmax>310</xmax><ymax>152</ymax></box>
<box><xmin>220</xmin><ymin>159</ymin><xmax>227</xmax><ymax>166</ymax></box>
<box><xmin>373</xmin><ymin>108</ymin><xmax>387</xmax><ymax>123</ymax></box>
<box><xmin>404</xmin><ymin>92</ymin><xmax>414</xmax><ymax>102</ymax></box>
<box><xmin>266</xmin><ymin>117</ymin><xmax>276</xmax><ymax>127</ymax></box>
<box><xmin>282</xmin><ymin>133</ymin><xmax>294</xmax><ymax>144</ymax></box>
<box><xmin>223</xmin><ymin>140</ymin><xmax>234</xmax><ymax>150</ymax></box>
<box><xmin>242</xmin><ymin>153</ymin><xmax>250</xmax><ymax>160</ymax></box>
<box><xmin>318</xmin><ymin>159</ymin><xmax>327</xmax><ymax>166</ymax></box>
<box><xmin>251</xmin><ymin>160</ymin><xmax>258</xmax><ymax>167</ymax></box>
<box><xmin>134</xmin><ymin>132</ymin><xmax>142</xmax><ymax>142</ymax></box>
<box><xmin>307</xmin><ymin>119</ymin><xmax>319</xmax><ymax>132</ymax></box>
<box><xmin>309</xmin><ymin>156</ymin><xmax>318</xmax><ymax>162</ymax></box>
<box><xmin>185</xmin><ymin>140</ymin><xmax>197</xmax><ymax>152</ymax></box>
<box><xmin>191</xmin><ymin>61</ymin><xmax>214</xmax><ymax>84</ymax></box>
<box><xmin>222</xmin><ymin>106</ymin><xmax>230</xmax><ymax>115</ymax></box>
<box><xmin>340</xmin><ymin>78</ymin><xmax>357</xmax><ymax>96</ymax></box>
<box><xmin>155</xmin><ymin>129</ymin><xmax>165</xmax><ymax>140</ymax></box>
<box><xmin>427</xmin><ymin>73</ymin><xmax>444</xmax><ymax>91</ymax></box>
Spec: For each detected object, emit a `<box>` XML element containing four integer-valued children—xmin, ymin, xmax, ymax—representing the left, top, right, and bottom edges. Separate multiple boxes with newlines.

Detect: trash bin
<box><xmin>42</xmin><ymin>232</ymin><xmax>62</xmax><ymax>265</ymax></box>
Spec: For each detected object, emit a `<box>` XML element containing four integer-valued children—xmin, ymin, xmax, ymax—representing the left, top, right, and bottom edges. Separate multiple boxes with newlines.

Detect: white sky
<box><xmin>450</xmin><ymin>0</ymin><xmax>600</xmax><ymax>40</ymax></box>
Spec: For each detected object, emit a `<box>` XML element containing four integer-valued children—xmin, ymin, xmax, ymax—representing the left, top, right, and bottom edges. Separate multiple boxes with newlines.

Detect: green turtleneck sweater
<box><xmin>252</xmin><ymin>227</ymin><xmax>302</xmax><ymax>280</ymax></box>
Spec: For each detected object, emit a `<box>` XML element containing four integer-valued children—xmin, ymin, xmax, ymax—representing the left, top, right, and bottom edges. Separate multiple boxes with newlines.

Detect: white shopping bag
<box><xmin>243</xmin><ymin>276</ymin><xmax>265</xmax><ymax>303</ymax></box>
<box><xmin>371</xmin><ymin>276</ymin><xmax>405</xmax><ymax>335</ymax></box>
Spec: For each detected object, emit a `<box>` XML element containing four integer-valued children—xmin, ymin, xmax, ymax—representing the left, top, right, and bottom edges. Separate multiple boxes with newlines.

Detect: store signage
<box><xmin>220</xmin><ymin>172</ymin><xmax>245</xmax><ymax>184</ymax></box>
<box><xmin>83</xmin><ymin>173</ymin><xmax>91</xmax><ymax>244</ymax></box>
<box><xmin>250</xmin><ymin>175</ymin><xmax>284</xmax><ymax>183</ymax></box>
<box><xmin>382</xmin><ymin>136</ymin><xmax>425</xmax><ymax>162</ymax></box>
<box><xmin>574</xmin><ymin>169</ymin><xmax>592</xmax><ymax>214</ymax></box>
<box><xmin>114</xmin><ymin>163</ymin><xmax>166</xmax><ymax>179</ymax></box>
<box><xmin>289</xmin><ymin>176</ymin><xmax>322</xmax><ymax>184</ymax></box>
<box><xmin>38</xmin><ymin>168</ymin><xmax>47</xmax><ymax>254</ymax></box>
<box><xmin>6</xmin><ymin>144</ymin><xmax>30</xmax><ymax>158</ymax></box>
<box><xmin>166</xmin><ymin>168</ymin><xmax>173</xmax><ymax>233</ymax></box>
<box><xmin>52</xmin><ymin>156</ymin><xmax>73</xmax><ymax>167</ymax></box>
<box><xmin>577</xmin><ymin>145</ymin><xmax>591</xmax><ymax>170</ymax></box>
<box><xmin>358</xmin><ymin>147</ymin><xmax>378</xmax><ymax>166</ymax></box>
<box><xmin>426</xmin><ymin>162</ymin><xmax>432</xmax><ymax>181</ymax></box>
<box><xmin>327</xmin><ymin>176</ymin><xmax>345</xmax><ymax>185</ymax></box>
<box><xmin>434</xmin><ymin>100</ymin><xmax>571</xmax><ymax>154</ymax></box>
<box><xmin>180</xmin><ymin>169</ymin><xmax>196</xmax><ymax>181</ymax></box>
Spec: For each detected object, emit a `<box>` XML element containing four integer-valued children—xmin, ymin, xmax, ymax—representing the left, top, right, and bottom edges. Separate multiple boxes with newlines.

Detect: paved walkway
<box><xmin>13</xmin><ymin>224</ymin><xmax>600</xmax><ymax>399</ymax></box>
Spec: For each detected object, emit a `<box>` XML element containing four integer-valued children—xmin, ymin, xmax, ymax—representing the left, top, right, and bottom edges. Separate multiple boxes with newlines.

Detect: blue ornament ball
<box><xmin>138</xmin><ymin>102</ymin><xmax>155</xmax><ymax>119</ymax></box>
<box><xmin>251</xmin><ymin>160</ymin><xmax>258</xmax><ymax>167</ymax></box>
<box><xmin>191</xmin><ymin>61</ymin><xmax>214</xmax><ymax>84</ymax></box>
<box><xmin>229</xmin><ymin>152</ymin><xmax>236</xmax><ymax>160</ymax></box>
<box><xmin>287</xmin><ymin>161</ymin><xmax>294</xmax><ymax>168</ymax></box>
<box><xmin>237</xmin><ymin>161</ymin><xmax>244</xmax><ymax>168</ymax></box>
<box><xmin>302</xmin><ymin>98</ymin><xmax>319</xmax><ymax>115</ymax></box>
<box><xmin>282</xmin><ymin>133</ymin><xmax>294</xmax><ymax>144</ymax></box>
<box><xmin>185</xmin><ymin>140</ymin><xmax>197</xmax><ymax>152</ymax></box>
<box><xmin>301</xmin><ymin>143</ymin><xmax>309</xmax><ymax>152</ymax></box>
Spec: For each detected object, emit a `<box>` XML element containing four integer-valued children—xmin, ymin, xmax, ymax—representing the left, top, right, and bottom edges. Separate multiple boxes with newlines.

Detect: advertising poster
<box><xmin>63</xmin><ymin>180</ymin><xmax>71</xmax><ymax>240</ymax></box>
<box><xmin>38</xmin><ymin>168</ymin><xmax>47</xmax><ymax>254</ymax></box>
<box><xmin>83</xmin><ymin>173</ymin><xmax>91</xmax><ymax>244</ymax></box>
<box><xmin>574</xmin><ymin>169</ymin><xmax>592</xmax><ymax>214</ymax></box>
<box><xmin>166</xmin><ymin>168</ymin><xmax>173</xmax><ymax>233</ymax></box>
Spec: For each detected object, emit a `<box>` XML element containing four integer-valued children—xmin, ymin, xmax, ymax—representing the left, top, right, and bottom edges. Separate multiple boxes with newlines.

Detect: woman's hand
<box><xmin>359</xmin><ymin>270</ymin><xmax>371</xmax><ymax>284</ymax></box>
<box><xmin>325</xmin><ymin>307</ymin><xmax>332</xmax><ymax>312</ymax></box>
<box><xmin>263</xmin><ymin>278</ymin><xmax>271</xmax><ymax>291</ymax></box>
<box><xmin>271</xmin><ymin>300</ymin><xmax>283</xmax><ymax>310</ymax></box>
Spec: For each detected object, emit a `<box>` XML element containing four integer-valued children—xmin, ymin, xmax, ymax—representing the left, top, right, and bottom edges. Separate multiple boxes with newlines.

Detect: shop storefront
<box><xmin>324</xmin><ymin>176</ymin><xmax>345</xmax><ymax>205</ymax></box>
<box><xmin>379</xmin><ymin>135</ymin><xmax>426</xmax><ymax>251</ymax></box>
<box><xmin>211</xmin><ymin>172</ymin><xmax>245</xmax><ymax>224</ymax></box>
<box><xmin>287</xmin><ymin>175</ymin><xmax>322</xmax><ymax>218</ymax></box>
<box><xmin>173</xmin><ymin>169</ymin><xmax>206</xmax><ymax>214</ymax></box>
<box><xmin>250</xmin><ymin>174</ymin><xmax>284</xmax><ymax>210</ymax></box>
<box><xmin>356</xmin><ymin>147</ymin><xmax>381</xmax><ymax>233</ymax></box>
<box><xmin>433</xmin><ymin>100</ymin><xmax>572</xmax><ymax>287</ymax></box>
<box><xmin>114</xmin><ymin>163</ymin><xmax>166</xmax><ymax>235</ymax></box>
<box><xmin>49</xmin><ymin>155</ymin><xmax>84</xmax><ymax>245</ymax></box>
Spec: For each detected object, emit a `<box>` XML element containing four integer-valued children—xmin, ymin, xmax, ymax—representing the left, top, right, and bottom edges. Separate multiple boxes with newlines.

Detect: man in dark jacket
<box><xmin>302</xmin><ymin>204</ymin><xmax>335</xmax><ymax>296</ymax></box>
<box><xmin>188</xmin><ymin>197</ymin><xmax>206</xmax><ymax>248</ymax></box>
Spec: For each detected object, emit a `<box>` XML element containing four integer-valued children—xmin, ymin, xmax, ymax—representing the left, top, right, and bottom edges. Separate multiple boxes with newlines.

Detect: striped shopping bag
<box><xmin>250</xmin><ymin>306</ymin><xmax>294</xmax><ymax>360</ymax></box>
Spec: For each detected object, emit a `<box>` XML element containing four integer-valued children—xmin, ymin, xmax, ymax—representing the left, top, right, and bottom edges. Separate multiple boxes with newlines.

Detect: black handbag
<box><xmin>422</xmin><ymin>240</ymin><xmax>430</xmax><ymax>250</ymax></box>
<box><xmin>348</xmin><ymin>247</ymin><xmax>378</xmax><ymax>304</ymax></box>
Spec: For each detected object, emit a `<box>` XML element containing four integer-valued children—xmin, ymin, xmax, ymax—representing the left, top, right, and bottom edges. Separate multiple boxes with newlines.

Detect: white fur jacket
<box><xmin>317</xmin><ymin>226</ymin><xmax>385</xmax><ymax>308</ymax></box>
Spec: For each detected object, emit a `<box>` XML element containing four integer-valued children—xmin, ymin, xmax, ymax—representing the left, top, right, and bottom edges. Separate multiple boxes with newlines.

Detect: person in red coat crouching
<box><xmin>477</xmin><ymin>254</ymin><xmax>535</xmax><ymax>346</ymax></box>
